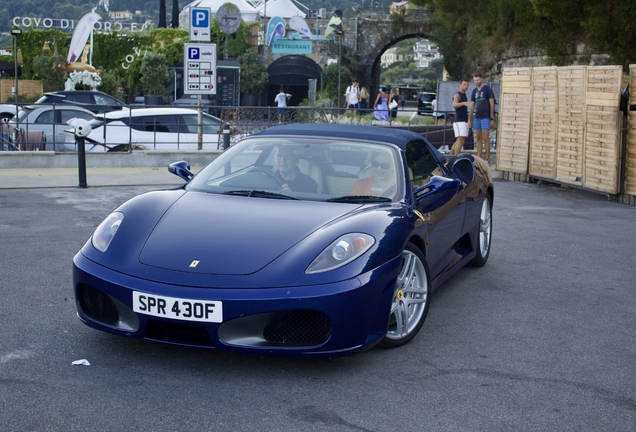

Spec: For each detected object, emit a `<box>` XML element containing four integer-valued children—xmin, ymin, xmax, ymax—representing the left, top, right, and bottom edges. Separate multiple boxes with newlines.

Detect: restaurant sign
<box><xmin>271</xmin><ymin>40</ymin><xmax>312</xmax><ymax>54</ymax></box>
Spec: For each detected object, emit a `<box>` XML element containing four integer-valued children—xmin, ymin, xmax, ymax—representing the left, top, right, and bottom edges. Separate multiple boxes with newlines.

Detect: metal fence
<box><xmin>2</xmin><ymin>104</ymin><xmax>488</xmax><ymax>153</ymax></box>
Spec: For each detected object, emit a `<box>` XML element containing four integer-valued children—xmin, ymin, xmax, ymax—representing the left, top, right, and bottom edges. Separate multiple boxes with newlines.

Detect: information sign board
<box><xmin>184</xmin><ymin>43</ymin><xmax>217</xmax><ymax>95</ymax></box>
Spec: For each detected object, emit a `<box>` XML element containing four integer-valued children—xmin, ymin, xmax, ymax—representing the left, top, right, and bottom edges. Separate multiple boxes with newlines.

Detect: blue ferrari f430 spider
<box><xmin>73</xmin><ymin>124</ymin><xmax>493</xmax><ymax>357</ymax></box>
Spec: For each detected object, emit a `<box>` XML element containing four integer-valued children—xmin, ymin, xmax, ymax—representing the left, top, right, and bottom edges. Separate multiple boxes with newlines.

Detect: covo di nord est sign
<box><xmin>12</xmin><ymin>16</ymin><xmax>151</xmax><ymax>33</ymax></box>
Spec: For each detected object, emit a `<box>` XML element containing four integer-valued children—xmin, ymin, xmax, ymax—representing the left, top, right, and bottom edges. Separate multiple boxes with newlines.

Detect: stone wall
<box><xmin>482</xmin><ymin>45</ymin><xmax>612</xmax><ymax>82</ymax></box>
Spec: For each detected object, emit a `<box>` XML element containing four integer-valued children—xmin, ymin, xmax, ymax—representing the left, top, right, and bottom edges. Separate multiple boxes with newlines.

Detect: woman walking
<box><xmin>359</xmin><ymin>86</ymin><xmax>370</xmax><ymax>115</ymax></box>
<box><xmin>373</xmin><ymin>86</ymin><xmax>390</xmax><ymax>121</ymax></box>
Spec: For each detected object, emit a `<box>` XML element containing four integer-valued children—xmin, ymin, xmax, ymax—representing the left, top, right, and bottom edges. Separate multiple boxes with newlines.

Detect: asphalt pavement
<box><xmin>1</xmin><ymin>179</ymin><xmax>635</xmax><ymax>431</ymax></box>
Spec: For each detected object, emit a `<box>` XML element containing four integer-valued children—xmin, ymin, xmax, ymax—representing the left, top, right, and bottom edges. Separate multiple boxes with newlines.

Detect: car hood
<box><xmin>138</xmin><ymin>192</ymin><xmax>361</xmax><ymax>276</ymax></box>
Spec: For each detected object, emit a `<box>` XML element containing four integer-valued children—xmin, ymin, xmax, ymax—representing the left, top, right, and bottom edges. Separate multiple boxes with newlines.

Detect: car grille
<box><xmin>144</xmin><ymin>319</ymin><xmax>214</xmax><ymax>347</ymax></box>
<box><xmin>77</xmin><ymin>284</ymin><xmax>119</xmax><ymax>326</ymax></box>
<box><xmin>263</xmin><ymin>310</ymin><xmax>332</xmax><ymax>345</ymax></box>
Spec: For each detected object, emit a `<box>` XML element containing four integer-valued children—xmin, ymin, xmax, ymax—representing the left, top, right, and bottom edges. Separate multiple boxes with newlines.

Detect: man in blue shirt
<box><xmin>468</xmin><ymin>73</ymin><xmax>495</xmax><ymax>162</ymax></box>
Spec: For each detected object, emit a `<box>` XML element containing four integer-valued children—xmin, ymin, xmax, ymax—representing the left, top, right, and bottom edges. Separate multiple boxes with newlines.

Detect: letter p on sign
<box><xmin>194</xmin><ymin>11</ymin><xmax>207</xmax><ymax>26</ymax></box>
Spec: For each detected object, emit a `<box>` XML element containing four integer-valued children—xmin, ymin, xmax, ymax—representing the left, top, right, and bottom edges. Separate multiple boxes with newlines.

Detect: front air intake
<box><xmin>77</xmin><ymin>284</ymin><xmax>119</xmax><ymax>326</ymax></box>
<box><xmin>263</xmin><ymin>310</ymin><xmax>332</xmax><ymax>345</ymax></box>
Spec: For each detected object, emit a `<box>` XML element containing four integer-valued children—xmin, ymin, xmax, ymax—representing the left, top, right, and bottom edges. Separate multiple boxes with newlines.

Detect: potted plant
<box><xmin>238</xmin><ymin>52</ymin><xmax>268</xmax><ymax>106</ymax></box>
<box><xmin>140</xmin><ymin>52</ymin><xmax>170</xmax><ymax>106</ymax></box>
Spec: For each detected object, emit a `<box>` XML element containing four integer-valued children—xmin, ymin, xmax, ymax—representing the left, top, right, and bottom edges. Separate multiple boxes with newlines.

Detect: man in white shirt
<box><xmin>345</xmin><ymin>79</ymin><xmax>360</xmax><ymax>115</ymax></box>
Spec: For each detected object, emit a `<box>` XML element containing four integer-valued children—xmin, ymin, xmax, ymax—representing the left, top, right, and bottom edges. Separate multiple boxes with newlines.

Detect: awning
<box><xmin>267</xmin><ymin>55</ymin><xmax>321</xmax><ymax>86</ymax></box>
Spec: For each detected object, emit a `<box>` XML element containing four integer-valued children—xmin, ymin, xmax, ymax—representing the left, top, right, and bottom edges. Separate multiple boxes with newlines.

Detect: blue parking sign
<box><xmin>188</xmin><ymin>47</ymin><xmax>200</xmax><ymax>60</ymax></box>
<box><xmin>190</xmin><ymin>7</ymin><xmax>211</xmax><ymax>42</ymax></box>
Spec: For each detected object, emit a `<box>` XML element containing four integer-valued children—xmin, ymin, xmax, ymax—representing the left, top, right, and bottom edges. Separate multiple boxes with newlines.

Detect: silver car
<box><xmin>75</xmin><ymin>107</ymin><xmax>222</xmax><ymax>152</ymax></box>
<box><xmin>9</xmin><ymin>105</ymin><xmax>95</xmax><ymax>151</ymax></box>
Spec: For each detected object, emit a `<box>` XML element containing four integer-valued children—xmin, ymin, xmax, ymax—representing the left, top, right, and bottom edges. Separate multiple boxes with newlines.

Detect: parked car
<box><xmin>35</xmin><ymin>90</ymin><xmax>127</xmax><ymax>114</ymax></box>
<box><xmin>73</xmin><ymin>107</ymin><xmax>222</xmax><ymax>152</ymax></box>
<box><xmin>0</xmin><ymin>103</ymin><xmax>19</xmax><ymax>122</ymax></box>
<box><xmin>73</xmin><ymin>124</ymin><xmax>493</xmax><ymax>357</ymax></box>
<box><xmin>172</xmin><ymin>94</ymin><xmax>215</xmax><ymax>114</ymax></box>
<box><xmin>7</xmin><ymin>105</ymin><xmax>95</xmax><ymax>151</ymax></box>
<box><xmin>417</xmin><ymin>92</ymin><xmax>436</xmax><ymax>115</ymax></box>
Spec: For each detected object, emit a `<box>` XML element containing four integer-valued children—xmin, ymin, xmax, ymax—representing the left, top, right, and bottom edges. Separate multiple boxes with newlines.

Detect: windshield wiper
<box><xmin>323</xmin><ymin>195</ymin><xmax>391</xmax><ymax>203</ymax></box>
<box><xmin>222</xmin><ymin>190</ymin><xmax>298</xmax><ymax>200</ymax></box>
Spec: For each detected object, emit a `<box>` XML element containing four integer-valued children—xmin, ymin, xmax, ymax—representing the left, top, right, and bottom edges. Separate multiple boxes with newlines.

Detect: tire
<box><xmin>469</xmin><ymin>195</ymin><xmax>492</xmax><ymax>267</ymax></box>
<box><xmin>379</xmin><ymin>243</ymin><xmax>431</xmax><ymax>348</ymax></box>
<box><xmin>1</xmin><ymin>113</ymin><xmax>14</xmax><ymax>123</ymax></box>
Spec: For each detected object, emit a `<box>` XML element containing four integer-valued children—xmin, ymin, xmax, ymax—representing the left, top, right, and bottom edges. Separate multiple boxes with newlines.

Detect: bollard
<box><xmin>223</xmin><ymin>123</ymin><xmax>230</xmax><ymax>150</ymax></box>
<box><xmin>77</xmin><ymin>136</ymin><xmax>87</xmax><ymax>188</ymax></box>
<box><xmin>69</xmin><ymin>118</ymin><xmax>92</xmax><ymax>189</ymax></box>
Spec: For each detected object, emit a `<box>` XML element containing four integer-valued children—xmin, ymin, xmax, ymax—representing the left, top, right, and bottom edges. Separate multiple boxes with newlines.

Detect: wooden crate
<box><xmin>496</xmin><ymin>68</ymin><xmax>531</xmax><ymax>174</ymax></box>
<box><xmin>626</xmin><ymin>65</ymin><xmax>636</xmax><ymax>195</ymax></box>
<box><xmin>0</xmin><ymin>79</ymin><xmax>43</xmax><ymax>102</ymax></box>
<box><xmin>529</xmin><ymin>67</ymin><xmax>558</xmax><ymax>179</ymax></box>
<box><xmin>583</xmin><ymin>66</ymin><xmax>622</xmax><ymax>194</ymax></box>
<box><xmin>556</xmin><ymin>66</ymin><xmax>586</xmax><ymax>186</ymax></box>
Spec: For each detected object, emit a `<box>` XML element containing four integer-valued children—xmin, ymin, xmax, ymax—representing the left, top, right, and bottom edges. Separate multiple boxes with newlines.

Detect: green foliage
<box><xmin>212</xmin><ymin>20</ymin><xmax>251</xmax><ymax>58</ymax></box>
<box><xmin>97</xmin><ymin>69</ymin><xmax>125</xmax><ymax>101</ymax></box>
<box><xmin>381</xmin><ymin>62</ymin><xmax>440</xmax><ymax>84</ymax></box>
<box><xmin>32</xmin><ymin>55</ymin><xmax>67</xmax><ymax>92</ymax></box>
<box><xmin>147</xmin><ymin>28</ymin><xmax>189</xmax><ymax>66</ymax></box>
<box><xmin>139</xmin><ymin>52</ymin><xmax>170</xmax><ymax>95</ymax></box>
<box><xmin>321</xmin><ymin>63</ymin><xmax>352</xmax><ymax>105</ymax></box>
<box><xmin>92</xmin><ymin>32</ymin><xmax>148</xmax><ymax>70</ymax></box>
<box><xmin>415</xmin><ymin>0</ymin><xmax>636</xmax><ymax>73</ymax></box>
<box><xmin>389</xmin><ymin>13</ymin><xmax>407</xmax><ymax>33</ymax></box>
<box><xmin>237</xmin><ymin>52</ymin><xmax>268</xmax><ymax>96</ymax></box>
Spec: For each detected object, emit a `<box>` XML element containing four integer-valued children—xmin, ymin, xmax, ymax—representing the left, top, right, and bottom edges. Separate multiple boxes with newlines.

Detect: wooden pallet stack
<box><xmin>625</xmin><ymin>65</ymin><xmax>636</xmax><ymax>202</ymax></box>
<box><xmin>529</xmin><ymin>67</ymin><xmax>558</xmax><ymax>179</ymax></box>
<box><xmin>496</xmin><ymin>68</ymin><xmax>531</xmax><ymax>174</ymax></box>
<box><xmin>555</xmin><ymin>66</ymin><xmax>586</xmax><ymax>186</ymax></box>
<box><xmin>583</xmin><ymin>66</ymin><xmax>622</xmax><ymax>194</ymax></box>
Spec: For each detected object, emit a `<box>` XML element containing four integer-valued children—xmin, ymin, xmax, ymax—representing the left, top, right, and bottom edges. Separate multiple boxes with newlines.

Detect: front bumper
<box><xmin>73</xmin><ymin>252</ymin><xmax>401</xmax><ymax>357</ymax></box>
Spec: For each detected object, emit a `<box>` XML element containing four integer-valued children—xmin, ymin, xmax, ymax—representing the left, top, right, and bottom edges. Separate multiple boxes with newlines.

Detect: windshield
<box><xmin>187</xmin><ymin>137</ymin><xmax>403</xmax><ymax>202</ymax></box>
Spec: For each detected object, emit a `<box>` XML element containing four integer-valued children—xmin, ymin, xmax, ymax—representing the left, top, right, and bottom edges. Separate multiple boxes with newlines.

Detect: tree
<box><xmin>97</xmin><ymin>69</ymin><xmax>125</xmax><ymax>101</ymax></box>
<box><xmin>237</xmin><ymin>52</ymin><xmax>268</xmax><ymax>97</ymax></box>
<box><xmin>159</xmin><ymin>0</ymin><xmax>167</xmax><ymax>28</ymax></box>
<box><xmin>171</xmin><ymin>0</ymin><xmax>180</xmax><ymax>29</ymax></box>
<box><xmin>140</xmin><ymin>52</ymin><xmax>170</xmax><ymax>96</ymax></box>
<box><xmin>321</xmin><ymin>63</ymin><xmax>352</xmax><ymax>104</ymax></box>
<box><xmin>32</xmin><ymin>55</ymin><xmax>67</xmax><ymax>92</ymax></box>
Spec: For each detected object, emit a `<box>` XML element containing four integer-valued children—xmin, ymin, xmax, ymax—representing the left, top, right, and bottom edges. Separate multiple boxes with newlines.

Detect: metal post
<box><xmin>337</xmin><ymin>35</ymin><xmax>341</xmax><ymax>111</ymax></box>
<box><xmin>222</xmin><ymin>123</ymin><xmax>230</xmax><ymax>150</ymax></box>
<box><xmin>11</xmin><ymin>28</ymin><xmax>21</xmax><ymax>121</ymax></box>
<box><xmin>197</xmin><ymin>94</ymin><xmax>203</xmax><ymax>150</ymax></box>
<box><xmin>77</xmin><ymin>136</ymin><xmax>87</xmax><ymax>188</ymax></box>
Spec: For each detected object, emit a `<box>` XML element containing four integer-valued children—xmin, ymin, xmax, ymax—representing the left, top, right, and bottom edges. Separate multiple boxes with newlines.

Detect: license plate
<box><xmin>132</xmin><ymin>292</ymin><xmax>222</xmax><ymax>323</ymax></box>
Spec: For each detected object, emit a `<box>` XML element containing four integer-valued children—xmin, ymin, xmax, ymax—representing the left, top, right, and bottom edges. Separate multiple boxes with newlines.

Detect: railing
<box><xmin>2</xmin><ymin>103</ymin><xmax>490</xmax><ymax>153</ymax></box>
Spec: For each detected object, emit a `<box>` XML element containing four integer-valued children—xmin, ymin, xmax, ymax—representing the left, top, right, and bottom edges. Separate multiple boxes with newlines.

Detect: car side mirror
<box><xmin>452</xmin><ymin>158</ymin><xmax>474</xmax><ymax>185</ymax></box>
<box><xmin>169</xmin><ymin>161</ymin><xmax>194</xmax><ymax>181</ymax></box>
<box><xmin>413</xmin><ymin>175</ymin><xmax>461</xmax><ymax>212</ymax></box>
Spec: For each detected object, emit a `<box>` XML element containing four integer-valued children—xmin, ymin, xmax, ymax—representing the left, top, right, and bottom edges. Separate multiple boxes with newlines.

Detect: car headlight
<box><xmin>306</xmin><ymin>233</ymin><xmax>375</xmax><ymax>274</ymax></box>
<box><xmin>92</xmin><ymin>212</ymin><xmax>124</xmax><ymax>252</ymax></box>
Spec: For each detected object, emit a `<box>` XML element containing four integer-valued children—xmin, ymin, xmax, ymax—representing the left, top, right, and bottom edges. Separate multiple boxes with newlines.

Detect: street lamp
<box><xmin>11</xmin><ymin>28</ymin><xmax>22</xmax><ymax>120</ymax></box>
